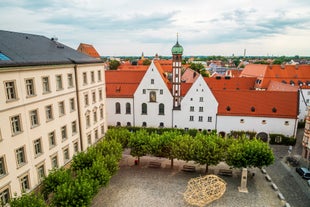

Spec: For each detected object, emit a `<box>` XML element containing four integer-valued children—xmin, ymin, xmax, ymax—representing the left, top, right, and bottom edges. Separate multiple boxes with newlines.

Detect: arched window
<box><xmin>116</xmin><ymin>122</ymin><xmax>121</xmax><ymax>126</ymax></box>
<box><xmin>142</xmin><ymin>103</ymin><xmax>147</xmax><ymax>114</ymax></box>
<box><xmin>142</xmin><ymin>122</ymin><xmax>147</xmax><ymax>127</ymax></box>
<box><xmin>115</xmin><ymin>102</ymin><xmax>121</xmax><ymax>114</ymax></box>
<box><xmin>149</xmin><ymin>91</ymin><xmax>156</xmax><ymax>102</ymax></box>
<box><xmin>159</xmin><ymin>122</ymin><xmax>164</xmax><ymax>128</ymax></box>
<box><xmin>126</xmin><ymin>102</ymin><xmax>131</xmax><ymax>114</ymax></box>
<box><xmin>126</xmin><ymin>122</ymin><xmax>131</xmax><ymax>126</ymax></box>
<box><xmin>159</xmin><ymin>103</ymin><xmax>165</xmax><ymax>115</ymax></box>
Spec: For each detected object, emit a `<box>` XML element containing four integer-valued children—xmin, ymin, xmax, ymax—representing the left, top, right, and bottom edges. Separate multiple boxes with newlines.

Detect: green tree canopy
<box><xmin>109</xmin><ymin>60</ymin><xmax>120</xmax><ymax>70</ymax></box>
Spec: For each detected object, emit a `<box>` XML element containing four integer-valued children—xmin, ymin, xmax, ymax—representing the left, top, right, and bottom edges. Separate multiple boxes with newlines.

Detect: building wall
<box><xmin>299</xmin><ymin>89</ymin><xmax>310</xmax><ymax>121</ymax></box>
<box><xmin>0</xmin><ymin>63</ymin><xmax>106</xmax><ymax>197</ymax></box>
<box><xmin>106</xmin><ymin>98</ymin><xmax>134</xmax><ymax>127</ymax></box>
<box><xmin>216</xmin><ymin>115</ymin><xmax>298</xmax><ymax>137</ymax></box>
<box><xmin>134</xmin><ymin>62</ymin><xmax>173</xmax><ymax>128</ymax></box>
<box><xmin>173</xmin><ymin>75</ymin><xmax>218</xmax><ymax>130</ymax></box>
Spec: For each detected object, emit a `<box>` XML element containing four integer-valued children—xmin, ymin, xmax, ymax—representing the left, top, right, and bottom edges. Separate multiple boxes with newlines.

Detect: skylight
<box><xmin>0</xmin><ymin>52</ymin><xmax>10</xmax><ymax>60</ymax></box>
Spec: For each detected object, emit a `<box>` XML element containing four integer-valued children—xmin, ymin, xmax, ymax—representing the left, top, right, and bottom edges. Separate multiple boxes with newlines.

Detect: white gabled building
<box><xmin>133</xmin><ymin>61</ymin><xmax>173</xmax><ymax>128</ymax></box>
<box><xmin>0</xmin><ymin>30</ymin><xmax>106</xmax><ymax>201</ymax></box>
<box><xmin>173</xmin><ymin>75</ymin><xmax>218</xmax><ymax>131</ymax></box>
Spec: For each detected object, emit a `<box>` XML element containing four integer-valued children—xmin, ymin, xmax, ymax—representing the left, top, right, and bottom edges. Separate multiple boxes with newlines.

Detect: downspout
<box><xmin>74</xmin><ymin>64</ymin><xmax>84</xmax><ymax>151</ymax></box>
<box><xmin>133</xmin><ymin>96</ymin><xmax>135</xmax><ymax>127</ymax></box>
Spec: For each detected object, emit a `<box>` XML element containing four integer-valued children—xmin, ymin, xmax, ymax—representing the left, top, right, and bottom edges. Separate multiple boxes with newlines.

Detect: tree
<box><xmin>189</xmin><ymin>63</ymin><xmax>205</xmax><ymax>73</ymax></box>
<box><xmin>192</xmin><ymin>133</ymin><xmax>225</xmax><ymax>173</ymax></box>
<box><xmin>142</xmin><ymin>59</ymin><xmax>151</xmax><ymax>65</ymax></box>
<box><xmin>128</xmin><ymin>129</ymin><xmax>150</xmax><ymax>164</ymax></box>
<box><xmin>172</xmin><ymin>134</ymin><xmax>195</xmax><ymax>162</ymax></box>
<box><xmin>9</xmin><ymin>193</ymin><xmax>46</xmax><ymax>207</ymax></box>
<box><xmin>109</xmin><ymin>60</ymin><xmax>120</xmax><ymax>70</ymax></box>
<box><xmin>226</xmin><ymin>138</ymin><xmax>274</xmax><ymax>169</ymax></box>
<box><xmin>105</xmin><ymin>127</ymin><xmax>131</xmax><ymax>148</ymax></box>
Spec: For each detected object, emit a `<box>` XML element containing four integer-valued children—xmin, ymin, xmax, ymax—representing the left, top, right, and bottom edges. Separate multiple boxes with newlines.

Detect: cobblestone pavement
<box><xmin>91</xmin><ymin>154</ymin><xmax>283</xmax><ymax>207</ymax></box>
<box><xmin>266</xmin><ymin>128</ymin><xmax>310</xmax><ymax>207</ymax></box>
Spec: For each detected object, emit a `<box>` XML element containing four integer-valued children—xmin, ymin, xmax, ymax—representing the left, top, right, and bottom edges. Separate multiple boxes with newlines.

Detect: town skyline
<box><xmin>1</xmin><ymin>0</ymin><xmax>310</xmax><ymax>56</ymax></box>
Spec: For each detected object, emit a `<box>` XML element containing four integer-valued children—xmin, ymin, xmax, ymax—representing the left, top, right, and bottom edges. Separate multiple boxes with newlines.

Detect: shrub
<box><xmin>9</xmin><ymin>193</ymin><xmax>46</xmax><ymax>207</ymax></box>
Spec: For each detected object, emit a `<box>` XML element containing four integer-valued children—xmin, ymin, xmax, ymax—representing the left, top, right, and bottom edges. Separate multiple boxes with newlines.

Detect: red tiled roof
<box><xmin>204</xmin><ymin>77</ymin><xmax>256</xmax><ymax>90</ymax></box>
<box><xmin>118</xmin><ymin>64</ymin><xmax>148</xmax><ymax>71</ymax></box>
<box><xmin>181</xmin><ymin>83</ymin><xmax>193</xmax><ymax>96</ymax></box>
<box><xmin>241</xmin><ymin>64</ymin><xmax>310</xmax><ymax>89</ymax></box>
<box><xmin>267</xmin><ymin>81</ymin><xmax>299</xmax><ymax>92</ymax></box>
<box><xmin>157</xmin><ymin>59</ymin><xmax>173</xmax><ymax>73</ymax></box>
<box><xmin>77</xmin><ymin>43</ymin><xmax>100</xmax><ymax>58</ymax></box>
<box><xmin>105</xmin><ymin>70</ymin><xmax>145</xmax><ymax>98</ymax></box>
<box><xmin>181</xmin><ymin>68</ymin><xmax>199</xmax><ymax>83</ymax></box>
<box><xmin>212</xmin><ymin>90</ymin><xmax>298</xmax><ymax>118</ymax></box>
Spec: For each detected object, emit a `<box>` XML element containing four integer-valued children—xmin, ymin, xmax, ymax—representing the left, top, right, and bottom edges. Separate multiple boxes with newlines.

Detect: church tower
<box><xmin>171</xmin><ymin>35</ymin><xmax>183</xmax><ymax>109</ymax></box>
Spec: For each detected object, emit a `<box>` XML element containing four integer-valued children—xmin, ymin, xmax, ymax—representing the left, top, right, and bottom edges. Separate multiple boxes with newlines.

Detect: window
<box><xmin>42</xmin><ymin>77</ymin><xmax>50</xmax><ymax>93</ymax></box>
<box><xmin>160</xmin><ymin>89</ymin><xmax>163</xmax><ymax>95</ymax></box>
<box><xmin>199</xmin><ymin>107</ymin><xmax>203</xmax><ymax>112</ymax></box>
<box><xmin>0</xmin><ymin>187</ymin><xmax>10</xmax><ymax>205</ymax></box>
<box><xmin>0</xmin><ymin>156</ymin><xmax>7</xmax><ymax>177</ymax></box>
<box><xmin>143</xmin><ymin>89</ymin><xmax>146</xmax><ymax>94</ymax></box>
<box><xmin>101</xmin><ymin>125</ymin><xmax>105</xmax><ymax>135</ymax></box>
<box><xmin>11</xmin><ymin>115</ymin><xmax>22</xmax><ymax>135</ymax></box>
<box><xmin>16</xmin><ymin>146</ymin><xmax>26</xmax><ymax>167</ymax></box>
<box><xmin>199</xmin><ymin>97</ymin><xmax>203</xmax><ymax>102</ymax></box>
<box><xmin>240</xmin><ymin>119</ymin><xmax>244</xmax><ymax>123</ymax></box>
<box><xmin>56</xmin><ymin>75</ymin><xmax>63</xmax><ymax>90</ymax></box>
<box><xmin>70</xmin><ymin>98</ymin><xmax>75</xmax><ymax>111</ymax></box>
<box><xmin>45</xmin><ymin>105</ymin><xmax>53</xmax><ymax>121</ymax></box>
<box><xmin>67</xmin><ymin>73</ymin><xmax>74</xmax><ymax>88</ymax></box>
<box><xmin>94</xmin><ymin>129</ymin><xmax>98</xmax><ymax>140</ymax></box>
<box><xmin>115</xmin><ymin>102</ymin><xmax>121</xmax><ymax>114</ymax></box>
<box><xmin>93</xmin><ymin>110</ymin><xmax>97</xmax><ymax>123</ymax></box>
<box><xmin>25</xmin><ymin>78</ymin><xmax>35</xmax><ymax>96</ymax></box>
<box><xmin>63</xmin><ymin>147</ymin><xmax>70</xmax><ymax>163</ymax></box>
<box><xmin>151</xmin><ymin>79</ymin><xmax>154</xmax><ymax>84</ymax></box>
<box><xmin>58</xmin><ymin>101</ymin><xmax>65</xmax><ymax>116</ymax></box>
<box><xmin>198</xmin><ymin>116</ymin><xmax>203</xmax><ymax>122</ymax></box>
<box><xmin>84</xmin><ymin>94</ymin><xmax>89</xmax><ymax>106</ymax></box>
<box><xmin>91</xmin><ymin>71</ymin><xmax>95</xmax><ymax>83</ymax></box>
<box><xmin>99</xmin><ymin>89</ymin><xmax>103</xmax><ymax>100</ymax></box>
<box><xmin>100</xmin><ymin>107</ymin><xmax>104</xmax><ymax>119</ymax></box>
<box><xmin>285</xmin><ymin>121</ymin><xmax>289</xmax><ymax>125</ymax></box>
<box><xmin>37</xmin><ymin>164</ymin><xmax>45</xmax><ymax>182</ymax></box>
<box><xmin>34</xmin><ymin>138</ymin><xmax>42</xmax><ymax>156</ymax></box>
<box><xmin>142</xmin><ymin>122</ymin><xmax>147</xmax><ymax>127</ymax></box>
<box><xmin>190</xmin><ymin>106</ymin><xmax>194</xmax><ymax>112</ymax></box>
<box><xmin>5</xmin><ymin>81</ymin><xmax>17</xmax><ymax>100</ymax></box>
<box><xmin>127</xmin><ymin>122</ymin><xmax>131</xmax><ymax>127</ymax></box>
<box><xmin>159</xmin><ymin>103</ymin><xmax>165</xmax><ymax>115</ymax></box>
<box><xmin>150</xmin><ymin>91</ymin><xmax>156</xmax><ymax>102</ymax></box>
<box><xmin>116</xmin><ymin>122</ymin><xmax>121</xmax><ymax>126</ymax></box>
<box><xmin>72</xmin><ymin>121</ymin><xmax>77</xmax><ymax>134</ymax></box>
<box><xmin>98</xmin><ymin>70</ymin><xmax>102</xmax><ymax>81</ymax></box>
<box><xmin>73</xmin><ymin>142</ymin><xmax>79</xmax><ymax>154</ymax></box>
<box><xmin>20</xmin><ymin>174</ymin><xmax>30</xmax><ymax>192</ymax></box>
<box><xmin>126</xmin><ymin>103</ymin><xmax>131</xmax><ymax>114</ymax></box>
<box><xmin>30</xmin><ymin>109</ymin><xmax>39</xmax><ymax>127</ymax></box>
<box><xmin>48</xmin><ymin>131</ymin><xmax>56</xmax><ymax>148</ymax></box>
<box><xmin>92</xmin><ymin>91</ymin><xmax>96</xmax><ymax>103</ymax></box>
<box><xmin>51</xmin><ymin>155</ymin><xmax>58</xmax><ymax>169</ymax></box>
<box><xmin>207</xmin><ymin>117</ymin><xmax>212</xmax><ymax>122</ymax></box>
<box><xmin>189</xmin><ymin>116</ymin><xmax>194</xmax><ymax>121</ymax></box>
<box><xmin>262</xmin><ymin>120</ymin><xmax>266</xmax><ymax>124</ymax></box>
<box><xmin>142</xmin><ymin>103</ymin><xmax>147</xmax><ymax>114</ymax></box>
<box><xmin>61</xmin><ymin>126</ymin><xmax>67</xmax><ymax>141</ymax></box>
<box><xmin>87</xmin><ymin>134</ymin><xmax>92</xmax><ymax>146</ymax></box>
<box><xmin>83</xmin><ymin>72</ymin><xmax>87</xmax><ymax>84</ymax></box>
<box><xmin>159</xmin><ymin>122</ymin><xmax>164</xmax><ymax>128</ymax></box>
<box><xmin>86</xmin><ymin>113</ymin><xmax>90</xmax><ymax>128</ymax></box>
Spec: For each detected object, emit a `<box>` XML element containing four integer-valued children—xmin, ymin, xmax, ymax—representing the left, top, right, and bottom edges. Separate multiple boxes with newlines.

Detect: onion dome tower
<box><xmin>171</xmin><ymin>34</ymin><xmax>183</xmax><ymax>109</ymax></box>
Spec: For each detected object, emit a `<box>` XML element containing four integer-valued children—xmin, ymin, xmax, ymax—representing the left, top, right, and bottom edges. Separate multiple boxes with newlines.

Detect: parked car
<box><xmin>296</xmin><ymin>167</ymin><xmax>310</xmax><ymax>179</ymax></box>
<box><xmin>308</xmin><ymin>179</ymin><xmax>310</xmax><ymax>187</ymax></box>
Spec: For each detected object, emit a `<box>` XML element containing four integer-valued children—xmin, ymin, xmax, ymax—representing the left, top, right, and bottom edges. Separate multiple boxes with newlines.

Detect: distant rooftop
<box><xmin>0</xmin><ymin>30</ymin><xmax>102</xmax><ymax>67</ymax></box>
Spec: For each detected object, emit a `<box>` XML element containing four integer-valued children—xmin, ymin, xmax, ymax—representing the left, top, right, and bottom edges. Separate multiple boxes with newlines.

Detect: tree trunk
<box><xmin>205</xmin><ymin>164</ymin><xmax>209</xmax><ymax>174</ymax></box>
<box><xmin>170</xmin><ymin>158</ymin><xmax>174</xmax><ymax>168</ymax></box>
<box><xmin>138</xmin><ymin>156</ymin><xmax>140</xmax><ymax>165</ymax></box>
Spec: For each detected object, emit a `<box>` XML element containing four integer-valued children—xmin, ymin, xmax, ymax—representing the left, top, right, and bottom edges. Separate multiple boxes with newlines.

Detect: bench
<box><xmin>148</xmin><ymin>161</ymin><xmax>161</xmax><ymax>168</ymax></box>
<box><xmin>265</xmin><ymin>174</ymin><xmax>272</xmax><ymax>182</ymax></box>
<box><xmin>278</xmin><ymin>192</ymin><xmax>285</xmax><ymax>200</ymax></box>
<box><xmin>182</xmin><ymin>165</ymin><xmax>196</xmax><ymax>172</ymax></box>
<box><xmin>218</xmin><ymin>169</ymin><xmax>233</xmax><ymax>176</ymax></box>
<box><xmin>271</xmin><ymin>182</ymin><xmax>278</xmax><ymax>191</ymax></box>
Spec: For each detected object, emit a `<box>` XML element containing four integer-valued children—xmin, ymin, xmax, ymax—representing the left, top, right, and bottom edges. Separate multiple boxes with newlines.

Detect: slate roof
<box><xmin>0</xmin><ymin>30</ymin><xmax>102</xmax><ymax>67</ymax></box>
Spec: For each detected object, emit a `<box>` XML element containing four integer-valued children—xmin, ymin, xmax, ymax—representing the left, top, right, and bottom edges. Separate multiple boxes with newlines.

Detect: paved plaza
<box><xmin>91</xmin><ymin>154</ymin><xmax>284</xmax><ymax>207</ymax></box>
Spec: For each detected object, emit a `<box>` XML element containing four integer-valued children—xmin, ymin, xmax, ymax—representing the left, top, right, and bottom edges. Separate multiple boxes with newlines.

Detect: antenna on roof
<box><xmin>51</xmin><ymin>36</ymin><xmax>58</xmax><ymax>41</ymax></box>
<box><xmin>177</xmin><ymin>32</ymin><xmax>179</xmax><ymax>43</ymax></box>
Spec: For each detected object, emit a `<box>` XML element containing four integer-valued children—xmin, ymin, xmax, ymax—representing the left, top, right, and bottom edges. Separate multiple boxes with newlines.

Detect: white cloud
<box><xmin>0</xmin><ymin>0</ymin><xmax>309</xmax><ymax>56</ymax></box>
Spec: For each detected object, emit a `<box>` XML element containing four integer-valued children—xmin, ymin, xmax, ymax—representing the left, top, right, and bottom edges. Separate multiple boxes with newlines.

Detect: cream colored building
<box><xmin>0</xmin><ymin>30</ymin><xmax>107</xmax><ymax>202</ymax></box>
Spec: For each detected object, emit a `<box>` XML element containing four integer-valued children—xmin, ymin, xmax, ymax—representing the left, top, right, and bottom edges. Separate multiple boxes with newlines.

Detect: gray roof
<box><xmin>0</xmin><ymin>30</ymin><xmax>102</xmax><ymax>67</ymax></box>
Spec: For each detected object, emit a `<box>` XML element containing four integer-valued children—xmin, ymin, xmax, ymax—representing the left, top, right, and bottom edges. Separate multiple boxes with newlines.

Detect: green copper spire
<box><xmin>171</xmin><ymin>33</ymin><xmax>183</xmax><ymax>55</ymax></box>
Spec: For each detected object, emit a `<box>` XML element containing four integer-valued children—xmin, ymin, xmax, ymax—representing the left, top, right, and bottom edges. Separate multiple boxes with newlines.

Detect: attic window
<box><xmin>216</xmin><ymin>76</ymin><xmax>221</xmax><ymax>80</ymax></box>
<box><xmin>290</xmin><ymin>80</ymin><xmax>295</xmax><ymax>85</ymax></box>
<box><xmin>284</xmin><ymin>121</ymin><xmax>289</xmax><ymax>126</ymax></box>
<box><xmin>272</xmin><ymin>107</ymin><xmax>277</xmax><ymax>113</ymax></box>
<box><xmin>282</xmin><ymin>80</ymin><xmax>287</xmax><ymax>84</ymax></box>
<box><xmin>240</xmin><ymin>119</ymin><xmax>244</xmax><ymax>123</ymax></box>
<box><xmin>298</xmin><ymin>80</ymin><xmax>303</xmax><ymax>86</ymax></box>
<box><xmin>116</xmin><ymin>86</ymin><xmax>121</xmax><ymax>92</ymax></box>
<box><xmin>226</xmin><ymin>106</ymin><xmax>231</xmax><ymax>111</ymax></box>
<box><xmin>251</xmin><ymin>107</ymin><xmax>255</xmax><ymax>112</ymax></box>
<box><xmin>262</xmin><ymin>120</ymin><xmax>266</xmax><ymax>124</ymax></box>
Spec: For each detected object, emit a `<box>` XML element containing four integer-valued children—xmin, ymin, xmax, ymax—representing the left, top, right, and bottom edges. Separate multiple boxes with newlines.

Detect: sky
<box><xmin>1</xmin><ymin>0</ymin><xmax>310</xmax><ymax>57</ymax></box>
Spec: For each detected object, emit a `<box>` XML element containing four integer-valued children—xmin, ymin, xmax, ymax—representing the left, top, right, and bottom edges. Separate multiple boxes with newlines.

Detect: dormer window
<box><xmin>226</xmin><ymin>106</ymin><xmax>231</xmax><ymax>111</ymax></box>
<box><xmin>251</xmin><ymin>107</ymin><xmax>255</xmax><ymax>112</ymax></box>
